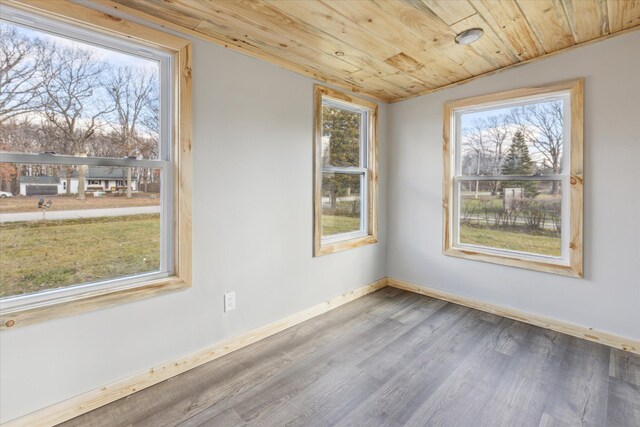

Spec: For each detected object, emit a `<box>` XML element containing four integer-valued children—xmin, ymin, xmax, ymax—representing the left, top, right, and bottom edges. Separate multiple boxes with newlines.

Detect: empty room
<box><xmin>0</xmin><ymin>0</ymin><xmax>639</xmax><ymax>425</ymax></box>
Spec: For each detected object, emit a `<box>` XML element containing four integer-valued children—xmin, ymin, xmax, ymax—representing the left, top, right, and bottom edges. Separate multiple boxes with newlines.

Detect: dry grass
<box><xmin>460</xmin><ymin>224</ymin><xmax>561</xmax><ymax>256</ymax></box>
<box><xmin>0</xmin><ymin>194</ymin><xmax>160</xmax><ymax>214</ymax></box>
<box><xmin>0</xmin><ymin>214</ymin><xmax>160</xmax><ymax>297</ymax></box>
<box><xmin>322</xmin><ymin>215</ymin><xmax>360</xmax><ymax>236</ymax></box>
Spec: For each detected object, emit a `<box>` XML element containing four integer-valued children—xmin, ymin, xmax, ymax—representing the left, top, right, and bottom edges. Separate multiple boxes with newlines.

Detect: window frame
<box><xmin>314</xmin><ymin>85</ymin><xmax>378</xmax><ymax>256</ymax></box>
<box><xmin>443</xmin><ymin>79</ymin><xmax>583</xmax><ymax>277</ymax></box>
<box><xmin>0</xmin><ymin>0</ymin><xmax>192</xmax><ymax>329</ymax></box>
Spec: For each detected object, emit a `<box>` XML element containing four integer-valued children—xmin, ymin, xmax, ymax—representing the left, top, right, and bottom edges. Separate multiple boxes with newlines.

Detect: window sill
<box><xmin>444</xmin><ymin>246</ymin><xmax>583</xmax><ymax>278</ymax></box>
<box><xmin>0</xmin><ymin>277</ymin><xmax>190</xmax><ymax>330</ymax></box>
<box><xmin>315</xmin><ymin>235</ymin><xmax>378</xmax><ymax>256</ymax></box>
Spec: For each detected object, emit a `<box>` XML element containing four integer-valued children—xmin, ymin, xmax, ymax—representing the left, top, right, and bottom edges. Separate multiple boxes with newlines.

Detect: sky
<box><xmin>1</xmin><ymin>18</ymin><xmax>161</xmax><ymax>140</ymax></box>
<box><xmin>459</xmin><ymin>99</ymin><xmax>564</xmax><ymax>167</ymax></box>
<box><xmin>2</xmin><ymin>18</ymin><xmax>159</xmax><ymax>71</ymax></box>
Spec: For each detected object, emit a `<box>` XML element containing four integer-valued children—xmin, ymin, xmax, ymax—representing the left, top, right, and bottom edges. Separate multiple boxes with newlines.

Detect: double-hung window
<box><xmin>314</xmin><ymin>86</ymin><xmax>378</xmax><ymax>256</ymax></box>
<box><xmin>0</xmin><ymin>2</ymin><xmax>192</xmax><ymax>329</ymax></box>
<box><xmin>443</xmin><ymin>80</ymin><xmax>583</xmax><ymax>277</ymax></box>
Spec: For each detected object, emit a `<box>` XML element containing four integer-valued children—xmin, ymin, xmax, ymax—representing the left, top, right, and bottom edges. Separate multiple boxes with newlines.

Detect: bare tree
<box><xmin>510</xmin><ymin>101</ymin><xmax>563</xmax><ymax>194</ymax></box>
<box><xmin>484</xmin><ymin>114</ymin><xmax>511</xmax><ymax>195</ymax></box>
<box><xmin>40</xmin><ymin>45</ymin><xmax>111</xmax><ymax>199</ymax></box>
<box><xmin>0</xmin><ymin>26</ymin><xmax>47</xmax><ymax>124</ymax></box>
<box><xmin>462</xmin><ymin>119</ymin><xmax>490</xmax><ymax>198</ymax></box>
<box><xmin>104</xmin><ymin>67</ymin><xmax>158</xmax><ymax>197</ymax></box>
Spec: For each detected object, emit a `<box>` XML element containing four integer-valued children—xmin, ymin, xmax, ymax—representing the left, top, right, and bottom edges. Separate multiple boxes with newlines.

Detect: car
<box><xmin>0</xmin><ymin>191</ymin><xmax>13</xmax><ymax>198</ymax></box>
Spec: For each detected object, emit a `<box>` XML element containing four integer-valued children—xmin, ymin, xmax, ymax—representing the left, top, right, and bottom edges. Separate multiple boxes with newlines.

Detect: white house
<box><xmin>19</xmin><ymin>166</ymin><xmax>138</xmax><ymax>196</ymax></box>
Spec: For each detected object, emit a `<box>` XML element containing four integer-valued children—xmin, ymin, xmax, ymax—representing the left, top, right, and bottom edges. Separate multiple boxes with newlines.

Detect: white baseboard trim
<box><xmin>388</xmin><ymin>277</ymin><xmax>639</xmax><ymax>355</ymax></box>
<box><xmin>2</xmin><ymin>278</ymin><xmax>388</xmax><ymax>427</ymax></box>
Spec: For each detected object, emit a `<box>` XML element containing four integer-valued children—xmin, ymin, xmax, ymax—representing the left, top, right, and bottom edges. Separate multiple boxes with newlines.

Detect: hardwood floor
<box><xmin>62</xmin><ymin>288</ymin><xmax>640</xmax><ymax>426</ymax></box>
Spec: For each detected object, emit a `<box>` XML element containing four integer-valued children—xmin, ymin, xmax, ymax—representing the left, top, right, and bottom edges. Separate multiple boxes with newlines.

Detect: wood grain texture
<box><xmin>0</xmin><ymin>0</ymin><xmax>193</xmax><ymax>330</ymax></box>
<box><xmin>442</xmin><ymin>79</ymin><xmax>584</xmax><ymax>278</ymax></box>
<box><xmin>313</xmin><ymin>85</ymin><xmax>379</xmax><ymax>257</ymax></box>
<box><xmin>516</xmin><ymin>0</ymin><xmax>576</xmax><ymax>51</ymax></box>
<box><xmin>469</xmin><ymin>0</ymin><xmax>546</xmax><ymax>59</ymax></box>
<box><xmin>1</xmin><ymin>278</ymin><xmax>388</xmax><ymax>426</ymax></box>
<box><xmin>0</xmin><ymin>278</ymin><xmax>189</xmax><ymax>331</ymax></box>
<box><xmin>59</xmin><ymin>287</ymin><xmax>640</xmax><ymax>426</ymax></box>
<box><xmin>1</xmin><ymin>0</ymin><xmax>189</xmax><ymax>51</ymax></box>
<box><xmin>94</xmin><ymin>0</ymin><xmax>385</xmax><ymax>101</ymax></box>
<box><xmin>90</xmin><ymin>0</ymin><xmax>640</xmax><ymax>102</ymax></box>
<box><xmin>388</xmin><ymin>278</ymin><xmax>640</xmax><ymax>354</ymax></box>
<box><xmin>607</xmin><ymin>0</ymin><xmax>640</xmax><ymax>32</ymax></box>
<box><xmin>562</xmin><ymin>0</ymin><xmax>610</xmax><ymax>43</ymax></box>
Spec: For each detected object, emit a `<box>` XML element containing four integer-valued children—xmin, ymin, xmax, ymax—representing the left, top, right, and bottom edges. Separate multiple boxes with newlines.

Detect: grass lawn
<box><xmin>460</xmin><ymin>224</ymin><xmax>560</xmax><ymax>256</ymax></box>
<box><xmin>322</xmin><ymin>215</ymin><xmax>360</xmax><ymax>236</ymax></box>
<box><xmin>0</xmin><ymin>214</ymin><xmax>160</xmax><ymax>297</ymax></box>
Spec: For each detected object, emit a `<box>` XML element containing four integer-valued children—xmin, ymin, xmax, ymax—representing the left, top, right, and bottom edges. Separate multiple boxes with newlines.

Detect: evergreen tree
<box><xmin>321</xmin><ymin>106</ymin><xmax>361</xmax><ymax>212</ymax></box>
<box><xmin>501</xmin><ymin>131</ymin><xmax>538</xmax><ymax>197</ymax></box>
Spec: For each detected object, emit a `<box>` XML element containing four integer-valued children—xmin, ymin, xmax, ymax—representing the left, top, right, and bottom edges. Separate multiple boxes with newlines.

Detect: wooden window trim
<box><xmin>442</xmin><ymin>79</ymin><xmax>583</xmax><ymax>277</ymax></box>
<box><xmin>313</xmin><ymin>85</ymin><xmax>378</xmax><ymax>256</ymax></box>
<box><xmin>0</xmin><ymin>0</ymin><xmax>192</xmax><ymax>330</ymax></box>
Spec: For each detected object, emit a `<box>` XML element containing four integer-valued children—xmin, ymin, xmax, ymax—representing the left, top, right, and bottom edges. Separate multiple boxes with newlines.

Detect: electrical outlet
<box><xmin>224</xmin><ymin>291</ymin><xmax>236</xmax><ymax>312</ymax></box>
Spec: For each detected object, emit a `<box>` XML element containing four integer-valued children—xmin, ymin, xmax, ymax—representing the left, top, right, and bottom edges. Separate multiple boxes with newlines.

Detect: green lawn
<box><xmin>322</xmin><ymin>215</ymin><xmax>360</xmax><ymax>236</ymax></box>
<box><xmin>460</xmin><ymin>224</ymin><xmax>560</xmax><ymax>256</ymax></box>
<box><xmin>0</xmin><ymin>214</ymin><xmax>160</xmax><ymax>297</ymax></box>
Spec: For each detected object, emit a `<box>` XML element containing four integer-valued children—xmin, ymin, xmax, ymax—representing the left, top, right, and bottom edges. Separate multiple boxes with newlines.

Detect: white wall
<box><xmin>387</xmin><ymin>32</ymin><xmax>640</xmax><ymax>341</ymax></box>
<box><xmin>2</xmin><ymin>11</ymin><xmax>638</xmax><ymax>423</ymax></box>
<box><xmin>0</xmin><ymin>36</ymin><xmax>388</xmax><ymax>422</ymax></box>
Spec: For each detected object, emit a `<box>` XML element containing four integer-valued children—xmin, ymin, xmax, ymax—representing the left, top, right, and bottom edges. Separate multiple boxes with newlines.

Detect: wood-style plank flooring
<box><xmin>62</xmin><ymin>288</ymin><xmax>640</xmax><ymax>426</ymax></box>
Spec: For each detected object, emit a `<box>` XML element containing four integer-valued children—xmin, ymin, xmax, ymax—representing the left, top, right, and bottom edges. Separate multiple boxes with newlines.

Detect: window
<box><xmin>443</xmin><ymin>80</ymin><xmax>583</xmax><ymax>277</ymax></box>
<box><xmin>314</xmin><ymin>86</ymin><xmax>378</xmax><ymax>256</ymax></box>
<box><xmin>0</xmin><ymin>2</ymin><xmax>192</xmax><ymax>329</ymax></box>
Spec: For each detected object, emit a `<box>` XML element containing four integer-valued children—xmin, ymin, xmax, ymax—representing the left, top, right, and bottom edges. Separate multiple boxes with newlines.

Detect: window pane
<box><xmin>0</xmin><ymin>162</ymin><xmax>162</xmax><ymax>298</ymax></box>
<box><xmin>0</xmin><ymin>19</ymin><xmax>160</xmax><ymax>159</ymax></box>
<box><xmin>458</xmin><ymin>180</ymin><xmax>562</xmax><ymax>257</ymax></box>
<box><xmin>459</xmin><ymin>99</ymin><xmax>564</xmax><ymax>176</ymax></box>
<box><xmin>321</xmin><ymin>172</ymin><xmax>362</xmax><ymax>237</ymax></box>
<box><xmin>321</xmin><ymin>105</ymin><xmax>361</xmax><ymax>167</ymax></box>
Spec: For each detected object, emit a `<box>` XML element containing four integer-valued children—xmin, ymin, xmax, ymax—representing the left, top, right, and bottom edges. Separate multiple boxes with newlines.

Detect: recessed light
<box><xmin>455</xmin><ymin>28</ymin><xmax>484</xmax><ymax>45</ymax></box>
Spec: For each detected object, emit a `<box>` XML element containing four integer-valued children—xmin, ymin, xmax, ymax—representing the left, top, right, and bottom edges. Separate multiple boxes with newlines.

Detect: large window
<box><xmin>443</xmin><ymin>80</ymin><xmax>583</xmax><ymax>277</ymax></box>
<box><xmin>0</xmin><ymin>2</ymin><xmax>192</xmax><ymax>329</ymax></box>
<box><xmin>314</xmin><ymin>86</ymin><xmax>378</xmax><ymax>256</ymax></box>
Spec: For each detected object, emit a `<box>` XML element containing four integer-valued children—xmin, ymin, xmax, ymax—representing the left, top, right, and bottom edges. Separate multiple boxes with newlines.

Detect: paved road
<box><xmin>0</xmin><ymin>205</ymin><xmax>161</xmax><ymax>223</ymax></box>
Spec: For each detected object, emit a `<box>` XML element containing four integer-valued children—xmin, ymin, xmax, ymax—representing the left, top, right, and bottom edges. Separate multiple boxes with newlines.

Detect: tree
<box><xmin>510</xmin><ymin>101</ymin><xmax>563</xmax><ymax>194</ymax></box>
<box><xmin>462</xmin><ymin>118</ymin><xmax>491</xmax><ymax>198</ymax></box>
<box><xmin>0</xmin><ymin>26</ymin><xmax>47</xmax><ymax>124</ymax></box>
<box><xmin>501</xmin><ymin>131</ymin><xmax>538</xmax><ymax>198</ymax></box>
<box><xmin>40</xmin><ymin>45</ymin><xmax>111</xmax><ymax>199</ymax></box>
<box><xmin>321</xmin><ymin>106</ymin><xmax>361</xmax><ymax>212</ymax></box>
<box><xmin>484</xmin><ymin>114</ymin><xmax>510</xmax><ymax>195</ymax></box>
<box><xmin>104</xmin><ymin>67</ymin><xmax>158</xmax><ymax>197</ymax></box>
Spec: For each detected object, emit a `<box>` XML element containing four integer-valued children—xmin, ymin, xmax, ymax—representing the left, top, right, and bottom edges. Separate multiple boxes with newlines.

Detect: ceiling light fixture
<box><xmin>455</xmin><ymin>28</ymin><xmax>484</xmax><ymax>45</ymax></box>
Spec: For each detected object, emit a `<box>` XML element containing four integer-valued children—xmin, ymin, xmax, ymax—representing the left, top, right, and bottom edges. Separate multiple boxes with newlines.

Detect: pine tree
<box><xmin>501</xmin><ymin>131</ymin><xmax>538</xmax><ymax>198</ymax></box>
<box><xmin>321</xmin><ymin>107</ymin><xmax>362</xmax><ymax>212</ymax></box>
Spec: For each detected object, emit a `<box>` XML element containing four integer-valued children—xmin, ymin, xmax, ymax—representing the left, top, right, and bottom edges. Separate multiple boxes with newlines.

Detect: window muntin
<box><xmin>0</xmin><ymin>9</ymin><xmax>174</xmax><ymax>304</ymax></box>
<box><xmin>320</xmin><ymin>99</ymin><xmax>368</xmax><ymax>241</ymax></box>
<box><xmin>444</xmin><ymin>81</ymin><xmax>583</xmax><ymax>277</ymax></box>
<box><xmin>457</xmin><ymin>179</ymin><xmax>563</xmax><ymax>258</ymax></box>
<box><xmin>314</xmin><ymin>86</ymin><xmax>378</xmax><ymax>256</ymax></box>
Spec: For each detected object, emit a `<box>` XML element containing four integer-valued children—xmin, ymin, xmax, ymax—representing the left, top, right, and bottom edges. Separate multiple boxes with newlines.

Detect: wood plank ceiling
<box><xmin>106</xmin><ymin>0</ymin><xmax>640</xmax><ymax>102</ymax></box>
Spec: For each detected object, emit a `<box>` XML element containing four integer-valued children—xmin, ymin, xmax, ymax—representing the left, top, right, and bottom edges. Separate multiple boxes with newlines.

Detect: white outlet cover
<box><xmin>224</xmin><ymin>291</ymin><xmax>236</xmax><ymax>312</ymax></box>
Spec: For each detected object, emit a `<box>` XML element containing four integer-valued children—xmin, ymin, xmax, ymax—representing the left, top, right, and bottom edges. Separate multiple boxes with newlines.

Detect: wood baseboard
<box><xmin>388</xmin><ymin>278</ymin><xmax>639</xmax><ymax>355</ymax></box>
<box><xmin>7</xmin><ymin>276</ymin><xmax>637</xmax><ymax>426</ymax></box>
<box><xmin>2</xmin><ymin>278</ymin><xmax>388</xmax><ymax>427</ymax></box>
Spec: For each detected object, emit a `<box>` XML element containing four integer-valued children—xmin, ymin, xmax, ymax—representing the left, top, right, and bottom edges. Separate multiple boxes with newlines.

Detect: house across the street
<box><xmin>19</xmin><ymin>166</ymin><xmax>138</xmax><ymax>196</ymax></box>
